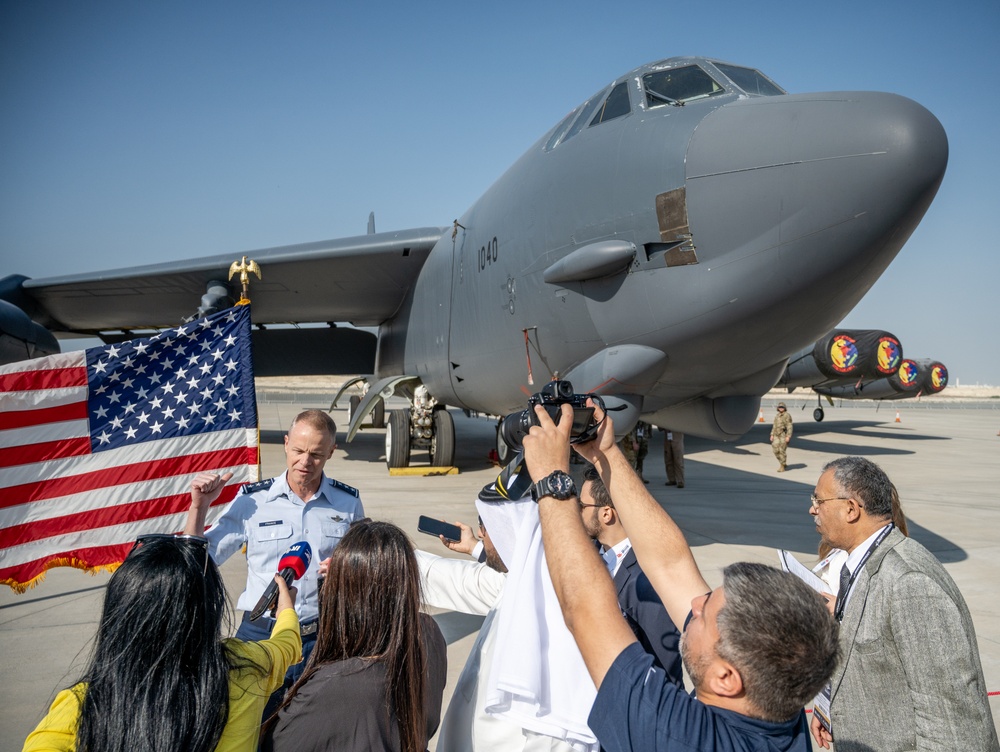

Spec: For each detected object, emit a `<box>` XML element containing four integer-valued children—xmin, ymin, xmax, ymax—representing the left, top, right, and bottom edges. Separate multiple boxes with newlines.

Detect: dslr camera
<box><xmin>498</xmin><ymin>379</ymin><xmax>604</xmax><ymax>452</ymax></box>
<box><xmin>494</xmin><ymin>380</ymin><xmax>605</xmax><ymax>500</ymax></box>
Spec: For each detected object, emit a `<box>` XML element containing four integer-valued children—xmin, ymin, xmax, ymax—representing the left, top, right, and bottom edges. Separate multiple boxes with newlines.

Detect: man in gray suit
<box><xmin>809</xmin><ymin>456</ymin><xmax>998</xmax><ymax>751</ymax></box>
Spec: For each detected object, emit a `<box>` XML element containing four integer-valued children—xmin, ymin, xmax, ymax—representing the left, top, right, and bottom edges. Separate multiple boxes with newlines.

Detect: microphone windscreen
<box><xmin>277</xmin><ymin>541</ymin><xmax>312</xmax><ymax>579</ymax></box>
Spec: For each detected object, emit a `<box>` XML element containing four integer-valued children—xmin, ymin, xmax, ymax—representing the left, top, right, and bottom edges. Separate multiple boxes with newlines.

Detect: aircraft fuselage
<box><xmin>378</xmin><ymin>57</ymin><xmax>947</xmax><ymax>438</ymax></box>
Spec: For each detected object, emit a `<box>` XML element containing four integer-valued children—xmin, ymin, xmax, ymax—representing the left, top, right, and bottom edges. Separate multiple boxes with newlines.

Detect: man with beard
<box><xmin>522</xmin><ymin>402</ymin><xmax>840</xmax><ymax>752</ymax></box>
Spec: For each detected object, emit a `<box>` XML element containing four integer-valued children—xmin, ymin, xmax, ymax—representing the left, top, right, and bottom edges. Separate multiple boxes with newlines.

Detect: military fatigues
<box><xmin>662</xmin><ymin>429</ymin><xmax>685</xmax><ymax>487</ymax></box>
<box><xmin>205</xmin><ymin>472</ymin><xmax>364</xmax><ymax>713</ymax></box>
<box><xmin>771</xmin><ymin>410</ymin><xmax>793</xmax><ymax>471</ymax></box>
<box><xmin>620</xmin><ymin>422</ymin><xmax>650</xmax><ymax>481</ymax></box>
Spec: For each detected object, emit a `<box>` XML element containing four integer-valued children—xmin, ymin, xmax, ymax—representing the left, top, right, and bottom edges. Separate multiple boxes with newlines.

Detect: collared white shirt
<box><xmin>840</xmin><ymin>524</ymin><xmax>892</xmax><ymax>610</ymax></box>
<box><xmin>205</xmin><ymin>472</ymin><xmax>364</xmax><ymax>620</ymax></box>
<box><xmin>603</xmin><ymin>538</ymin><xmax>632</xmax><ymax>578</ymax></box>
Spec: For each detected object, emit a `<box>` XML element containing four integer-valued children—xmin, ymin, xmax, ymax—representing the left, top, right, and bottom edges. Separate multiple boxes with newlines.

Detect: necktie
<box><xmin>834</xmin><ymin>563</ymin><xmax>851</xmax><ymax>619</ymax></box>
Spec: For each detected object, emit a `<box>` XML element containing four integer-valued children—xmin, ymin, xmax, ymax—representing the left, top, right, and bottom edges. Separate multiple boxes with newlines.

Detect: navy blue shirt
<box><xmin>589</xmin><ymin>643</ymin><xmax>811</xmax><ymax>752</ymax></box>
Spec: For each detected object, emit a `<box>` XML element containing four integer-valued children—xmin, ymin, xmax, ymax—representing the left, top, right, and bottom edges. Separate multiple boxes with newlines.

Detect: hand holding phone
<box><xmin>417</xmin><ymin>515</ymin><xmax>463</xmax><ymax>543</ymax></box>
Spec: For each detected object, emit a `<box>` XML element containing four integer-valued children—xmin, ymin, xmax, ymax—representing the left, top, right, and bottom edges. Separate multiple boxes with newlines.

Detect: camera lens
<box><xmin>499</xmin><ymin>410</ymin><xmax>531</xmax><ymax>451</ymax></box>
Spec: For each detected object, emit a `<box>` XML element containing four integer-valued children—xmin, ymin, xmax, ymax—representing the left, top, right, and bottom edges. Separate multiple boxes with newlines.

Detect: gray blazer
<box><xmin>830</xmin><ymin>528</ymin><xmax>999</xmax><ymax>751</ymax></box>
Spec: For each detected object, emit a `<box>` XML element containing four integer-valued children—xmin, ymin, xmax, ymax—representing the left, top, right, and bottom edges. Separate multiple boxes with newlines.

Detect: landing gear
<box><xmin>348</xmin><ymin>393</ymin><xmax>385</xmax><ymax>429</ymax></box>
<box><xmin>385</xmin><ymin>409</ymin><xmax>411</xmax><ymax>469</ymax></box>
<box><xmin>813</xmin><ymin>407</ymin><xmax>825</xmax><ymax>422</ymax></box>
<box><xmin>383</xmin><ymin>386</ymin><xmax>456</xmax><ymax>470</ymax></box>
<box><xmin>430</xmin><ymin>409</ymin><xmax>455</xmax><ymax>466</ymax></box>
<box><xmin>371</xmin><ymin>399</ymin><xmax>385</xmax><ymax>429</ymax></box>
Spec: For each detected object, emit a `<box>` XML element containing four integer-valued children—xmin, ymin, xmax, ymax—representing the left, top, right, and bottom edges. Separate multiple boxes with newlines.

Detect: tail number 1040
<box><xmin>478</xmin><ymin>237</ymin><xmax>499</xmax><ymax>272</ymax></box>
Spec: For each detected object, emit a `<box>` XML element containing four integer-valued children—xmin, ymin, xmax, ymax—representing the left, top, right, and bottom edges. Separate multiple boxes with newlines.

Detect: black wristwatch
<box><xmin>530</xmin><ymin>470</ymin><xmax>577</xmax><ymax>502</ymax></box>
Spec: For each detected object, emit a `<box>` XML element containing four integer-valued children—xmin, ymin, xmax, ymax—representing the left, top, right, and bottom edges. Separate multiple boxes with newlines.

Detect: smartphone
<box><xmin>417</xmin><ymin>515</ymin><xmax>462</xmax><ymax>543</ymax></box>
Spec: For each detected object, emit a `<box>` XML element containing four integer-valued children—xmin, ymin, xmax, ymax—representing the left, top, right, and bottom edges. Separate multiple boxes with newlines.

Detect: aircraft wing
<box><xmin>11</xmin><ymin>227</ymin><xmax>447</xmax><ymax>334</ymax></box>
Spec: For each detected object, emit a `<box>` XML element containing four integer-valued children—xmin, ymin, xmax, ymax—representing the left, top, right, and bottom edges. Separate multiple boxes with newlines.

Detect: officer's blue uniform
<box><xmin>205</xmin><ymin>471</ymin><xmax>364</xmax><ymax>704</ymax></box>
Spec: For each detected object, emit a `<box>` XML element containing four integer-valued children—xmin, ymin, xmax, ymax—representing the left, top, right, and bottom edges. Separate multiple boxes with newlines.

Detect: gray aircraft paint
<box><xmin>0</xmin><ymin>56</ymin><xmax>948</xmax><ymax>447</ymax></box>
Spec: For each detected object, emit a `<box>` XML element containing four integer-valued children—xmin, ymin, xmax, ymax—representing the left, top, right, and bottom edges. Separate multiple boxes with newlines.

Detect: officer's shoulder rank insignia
<box><xmin>240</xmin><ymin>478</ymin><xmax>275</xmax><ymax>495</ymax></box>
<box><xmin>330</xmin><ymin>479</ymin><xmax>360</xmax><ymax>498</ymax></box>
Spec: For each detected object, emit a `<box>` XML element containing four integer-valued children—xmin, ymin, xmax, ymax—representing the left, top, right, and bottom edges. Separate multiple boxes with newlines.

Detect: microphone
<box><xmin>250</xmin><ymin>541</ymin><xmax>312</xmax><ymax>621</ymax></box>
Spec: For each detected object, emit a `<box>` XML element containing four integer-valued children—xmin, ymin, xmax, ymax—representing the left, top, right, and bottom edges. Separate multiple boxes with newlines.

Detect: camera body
<box><xmin>498</xmin><ymin>379</ymin><xmax>600</xmax><ymax>452</ymax></box>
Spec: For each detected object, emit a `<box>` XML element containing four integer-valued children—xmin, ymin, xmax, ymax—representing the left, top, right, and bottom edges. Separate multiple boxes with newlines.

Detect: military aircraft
<box><xmin>0</xmin><ymin>56</ymin><xmax>949</xmax><ymax>470</ymax></box>
<box><xmin>776</xmin><ymin>328</ymin><xmax>948</xmax><ymax>420</ymax></box>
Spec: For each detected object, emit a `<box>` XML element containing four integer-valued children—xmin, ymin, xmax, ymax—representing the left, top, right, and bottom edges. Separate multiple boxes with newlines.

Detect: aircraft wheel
<box><xmin>371</xmin><ymin>398</ymin><xmax>386</xmax><ymax>429</ymax></box>
<box><xmin>431</xmin><ymin>409</ymin><xmax>455</xmax><ymax>466</ymax></box>
<box><xmin>813</xmin><ymin>407</ymin><xmax>825</xmax><ymax>422</ymax></box>
<box><xmin>385</xmin><ymin>409</ymin><xmax>411</xmax><ymax>469</ymax></box>
<box><xmin>348</xmin><ymin>395</ymin><xmax>361</xmax><ymax>425</ymax></box>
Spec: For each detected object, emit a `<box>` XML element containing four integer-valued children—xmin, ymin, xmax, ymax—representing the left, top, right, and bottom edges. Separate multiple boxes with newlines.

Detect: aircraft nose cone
<box><xmin>684</xmin><ymin>91</ymin><xmax>948</xmax><ymax>278</ymax></box>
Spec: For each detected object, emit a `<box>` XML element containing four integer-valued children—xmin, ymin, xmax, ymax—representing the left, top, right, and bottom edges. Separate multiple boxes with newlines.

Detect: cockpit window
<box><xmin>713</xmin><ymin>63</ymin><xmax>784</xmax><ymax>96</ymax></box>
<box><xmin>590</xmin><ymin>81</ymin><xmax>631</xmax><ymax>126</ymax></box>
<box><xmin>642</xmin><ymin>65</ymin><xmax>724</xmax><ymax>107</ymax></box>
<box><xmin>545</xmin><ymin>107</ymin><xmax>581</xmax><ymax>151</ymax></box>
<box><xmin>562</xmin><ymin>88</ymin><xmax>609</xmax><ymax>142</ymax></box>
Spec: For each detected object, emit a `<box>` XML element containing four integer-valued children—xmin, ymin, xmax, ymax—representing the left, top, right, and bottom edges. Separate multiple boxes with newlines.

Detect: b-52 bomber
<box><xmin>0</xmin><ymin>56</ymin><xmax>948</xmax><ymax>470</ymax></box>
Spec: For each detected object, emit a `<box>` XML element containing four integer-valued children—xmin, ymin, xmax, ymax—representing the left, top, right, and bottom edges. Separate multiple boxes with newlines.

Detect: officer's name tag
<box><xmin>259</xmin><ymin>520</ymin><xmax>283</xmax><ymax>527</ymax></box>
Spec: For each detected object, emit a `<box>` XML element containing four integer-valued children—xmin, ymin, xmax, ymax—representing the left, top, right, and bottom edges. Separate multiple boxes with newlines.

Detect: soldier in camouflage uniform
<box><xmin>770</xmin><ymin>402</ymin><xmax>793</xmax><ymax>472</ymax></box>
<box><xmin>619</xmin><ymin>421</ymin><xmax>651</xmax><ymax>483</ymax></box>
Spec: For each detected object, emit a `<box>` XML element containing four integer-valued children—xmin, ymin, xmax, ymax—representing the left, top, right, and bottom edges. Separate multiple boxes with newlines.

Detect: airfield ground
<box><xmin>2</xmin><ymin>386</ymin><xmax>998</xmax><ymax>750</ymax></box>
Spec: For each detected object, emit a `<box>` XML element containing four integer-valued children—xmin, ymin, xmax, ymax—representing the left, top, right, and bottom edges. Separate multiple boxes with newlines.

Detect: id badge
<box><xmin>812</xmin><ymin>682</ymin><xmax>833</xmax><ymax>733</ymax></box>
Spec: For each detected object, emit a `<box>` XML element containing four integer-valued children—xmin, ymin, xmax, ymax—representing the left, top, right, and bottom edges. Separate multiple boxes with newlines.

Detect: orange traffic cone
<box><xmin>758</xmin><ymin>410</ymin><xmax>765</xmax><ymax>423</ymax></box>
<box><xmin>895</xmin><ymin>411</ymin><xmax>901</xmax><ymax>423</ymax></box>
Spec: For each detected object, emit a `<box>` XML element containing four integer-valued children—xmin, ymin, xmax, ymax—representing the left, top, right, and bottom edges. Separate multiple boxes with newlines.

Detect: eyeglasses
<box><xmin>129</xmin><ymin>534</ymin><xmax>211</xmax><ymax>575</ymax></box>
<box><xmin>809</xmin><ymin>495</ymin><xmax>852</xmax><ymax>509</ymax></box>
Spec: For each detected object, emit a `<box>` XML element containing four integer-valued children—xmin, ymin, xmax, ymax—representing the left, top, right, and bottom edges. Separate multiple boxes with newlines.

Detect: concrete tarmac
<box><xmin>3</xmin><ymin>399</ymin><xmax>998</xmax><ymax>749</ymax></box>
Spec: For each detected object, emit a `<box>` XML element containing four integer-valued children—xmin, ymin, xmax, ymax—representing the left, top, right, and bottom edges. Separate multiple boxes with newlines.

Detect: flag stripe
<box><xmin>0</xmin><ymin>418</ymin><xmax>89</xmax><ymax>450</ymax></box>
<box><xmin>0</xmin><ymin>445</ymin><xmax>255</xmax><ymax>511</ymax></box>
<box><xmin>0</xmin><ymin>437</ymin><xmax>92</xmax><ymax>469</ymax></box>
<box><xmin>0</xmin><ymin>427</ymin><xmax>255</xmax><ymax>501</ymax></box>
<box><xmin>0</xmin><ymin>401</ymin><xmax>89</xmax><ymax>432</ymax></box>
<box><xmin>1</xmin><ymin>495</ymin><xmax>237</xmax><ymax>571</ymax></box>
<box><xmin>0</xmin><ymin>366</ymin><xmax>87</xmax><ymax>393</ymax></box>
<box><xmin>3</xmin><ymin>485</ymin><xmax>241</xmax><ymax>550</ymax></box>
<box><xmin>0</xmin><ymin>351</ymin><xmax>85</xmax><ymax>376</ymax></box>
<box><xmin>1</xmin><ymin>543</ymin><xmax>132</xmax><ymax>590</ymax></box>
<box><xmin>0</xmin><ymin>386</ymin><xmax>87</xmax><ymax>413</ymax></box>
<box><xmin>1</xmin><ymin>462</ymin><xmax>246</xmax><ymax>528</ymax></box>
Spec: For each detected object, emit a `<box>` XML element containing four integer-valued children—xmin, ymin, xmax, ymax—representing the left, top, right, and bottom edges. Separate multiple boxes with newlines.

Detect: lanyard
<box><xmin>834</xmin><ymin>523</ymin><xmax>894</xmax><ymax>622</ymax></box>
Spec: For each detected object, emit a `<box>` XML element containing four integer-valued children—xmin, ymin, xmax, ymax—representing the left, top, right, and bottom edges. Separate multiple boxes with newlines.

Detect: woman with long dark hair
<box><xmin>24</xmin><ymin>534</ymin><xmax>301</xmax><ymax>752</ymax></box>
<box><xmin>262</xmin><ymin>520</ymin><xmax>447</xmax><ymax>752</ymax></box>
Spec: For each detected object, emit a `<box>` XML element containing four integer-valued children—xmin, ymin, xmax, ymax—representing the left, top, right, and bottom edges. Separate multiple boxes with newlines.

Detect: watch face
<box><xmin>548</xmin><ymin>471</ymin><xmax>576</xmax><ymax>499</ymax></box>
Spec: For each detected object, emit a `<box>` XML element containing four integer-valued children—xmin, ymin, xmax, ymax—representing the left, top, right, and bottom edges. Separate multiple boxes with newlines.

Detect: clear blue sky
<box><xmin>2</xmin><ymin>1</ymin><xmax>997</xmax><ymax>384</ymax></box>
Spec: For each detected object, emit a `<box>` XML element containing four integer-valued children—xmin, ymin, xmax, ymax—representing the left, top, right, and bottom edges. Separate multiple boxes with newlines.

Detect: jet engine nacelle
<box><xmin>780</xmin><ymin>329</ymin><xmax>903</xmax><ymax>388</ymax></box>
<box><xmin>815</xmin><ymin>357</ymin><xmax>948</xmax><ymax>400</ymax></box>
<box><xmin>0</xmin><ymin>297</ymin><xmax>59</xmax><ymax>365</ymax></box>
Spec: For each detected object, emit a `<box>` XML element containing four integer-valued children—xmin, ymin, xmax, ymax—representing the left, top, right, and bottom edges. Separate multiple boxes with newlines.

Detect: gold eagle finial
<box><xmin>228</xmin><ymin>256</ymin><xmax>261</xmax><ymax>305</ymax></box>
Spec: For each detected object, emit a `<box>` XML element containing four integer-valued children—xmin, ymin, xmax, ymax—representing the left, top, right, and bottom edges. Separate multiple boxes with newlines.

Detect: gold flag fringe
<box><xmin>2</xmin><ymin>557</ymin><xmax>122</xmax><ymax>594</ymax></box>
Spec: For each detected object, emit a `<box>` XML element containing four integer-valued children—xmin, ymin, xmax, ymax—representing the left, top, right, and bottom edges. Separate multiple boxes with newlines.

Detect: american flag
<box><xmin>0</xmin><ymin>305</ymin><xmax>258</xmax><ymax>592</ymax></box>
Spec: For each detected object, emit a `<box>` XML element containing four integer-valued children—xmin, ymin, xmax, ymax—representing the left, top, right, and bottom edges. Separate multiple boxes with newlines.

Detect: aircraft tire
<box><xmin>431</xmin><ymin>409</ymin><xmax>455</xmax><ymax>466</ymax></box>
<box><xmin>385</xmin><ymin>409</ymin><xmax>411</xmax><ymax>469</ymax></box>
<box><xmin>813</xmin><ymin>407</ymin><xmax>825</xmax><ymax>422</ymax></box>
<box><xmin>348</xmin><ymin>395</ymin><xmax>361</xmax><ymax>426</ymax></box>
<box><xmin>371</xmin><ymin>398</ymin><xmax>386</xmax><ymax>429</ymax></box>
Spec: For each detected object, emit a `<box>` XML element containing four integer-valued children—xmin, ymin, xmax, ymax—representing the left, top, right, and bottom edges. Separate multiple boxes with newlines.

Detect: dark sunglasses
<box><xmin>129</xmin><ymin>534</ymin><xmax>210</xmax><ymax>575</ymax></box>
